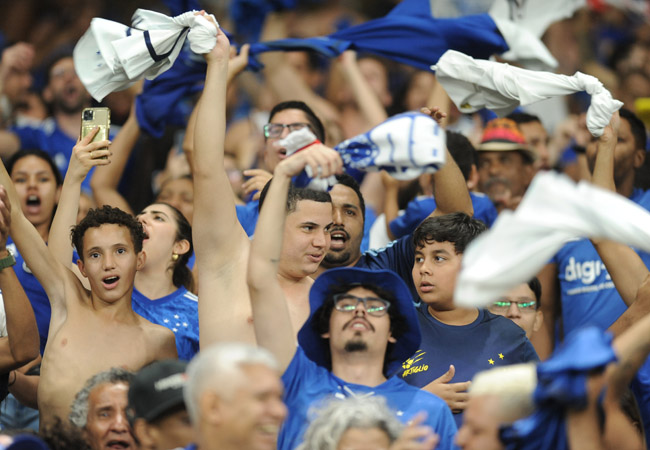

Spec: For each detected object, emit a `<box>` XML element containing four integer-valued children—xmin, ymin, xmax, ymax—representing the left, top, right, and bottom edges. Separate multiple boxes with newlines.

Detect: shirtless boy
<box><xmin>193</xmin><ymin>20</ymin><xmax>335</xmax><ymax>346</ymax></box>
<box><xmin>0</xmin><ymin>130</ymin><xmax>177</xmax><ymax>426</ymax></box>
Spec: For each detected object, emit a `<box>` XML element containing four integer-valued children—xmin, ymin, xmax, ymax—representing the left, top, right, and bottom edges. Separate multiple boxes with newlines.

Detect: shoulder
<box><xmin>483</xmin><ymin>310</ymin><xmax>527</xmax><ymax>335</ymax></box>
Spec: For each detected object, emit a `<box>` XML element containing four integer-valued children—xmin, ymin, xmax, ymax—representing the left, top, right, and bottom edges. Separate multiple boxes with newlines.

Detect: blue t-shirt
<box><xmin>355</xmin><ymin>235</ymin><xmax>419</xmax><ymax>303</ymax></box>
<box><xmin>6</xmin><ymin>242</ymin><xmax>50</xmax><ymax>355</ymax></box>
<box><xmin>131</xmin><ymin>286</ymin><xmax>199</xmax><ymax>361</ymax></box>
<box><xmin>400</xmin><ymin>307</ymin><xmax>538</xmax><ymax>427</ymax></box>
<box><xmin>552</xmin><ymin>188</ymin><xmax>650</xmax><ymax>334</ymax></box>
<box><xmin>280</xmin><ymin>347</ymin><xmax>457</xmax><ymax>450</ymax></box>
<box><xmin>12</xmin><ymin>118</ymin><xmax>95</xmax><ymax>192</ymax></box>
<box><xmin>389</xmin><ymin>192</ymin><xmax>497</xmax><ymax>239</ymax></box>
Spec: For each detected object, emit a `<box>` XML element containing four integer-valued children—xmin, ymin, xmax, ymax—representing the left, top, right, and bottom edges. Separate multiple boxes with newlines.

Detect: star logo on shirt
<box><xmin>488</xmin><ymin>359</ymin><xmax>495</xmax><ymax>365</ymax></box>
<box><xmin>499</xmin><ymin>353</ymin><xmax>504</xmax><ymax>360</ymax></box>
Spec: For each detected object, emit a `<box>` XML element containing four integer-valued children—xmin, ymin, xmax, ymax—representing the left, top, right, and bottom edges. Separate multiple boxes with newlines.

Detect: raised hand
<box><xmin>422</xmin><ymin>365</ymin><xmax>471</xmax><ymax>413</ymax></box>
<box><xmin>275</xmin><ymin>143</ymin><xmax>343</xmax><ymax>179</ymax></box>
<box><xmin>421</xmin><ymin>106</ymin><xmax>448</xmax><ymax>126</ymax></box>
<box><xmin>69</xmin><ymin>127</ymin><xmax>111</xmax><ymax>183</ymax></box>
<box><xmin>242</xmin><ymin>168</ymin><xmax>273</xmax><ymax>200</ymax></box>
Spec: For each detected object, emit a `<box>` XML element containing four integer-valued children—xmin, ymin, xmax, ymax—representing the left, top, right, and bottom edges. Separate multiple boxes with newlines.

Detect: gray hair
<box><xmin>183</xmin><ymin>343</ymin><xmax>280</xmax><ymax>425</ymax></box>
<box><xmin>69</xmin><ymin>367</ymin><xmax>133</xmax><ymax>428</ymax></box>
<box><xmin>297</xmin><ymin>396</ymin><xmax>403</xmax><ymax>450</ymax></box>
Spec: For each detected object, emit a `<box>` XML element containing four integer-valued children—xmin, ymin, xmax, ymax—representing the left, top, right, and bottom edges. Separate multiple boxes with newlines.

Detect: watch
<box><xmin>0</xmin><ymin>252</ymin><xmax>16</xmax><ymax>271</ymax></box>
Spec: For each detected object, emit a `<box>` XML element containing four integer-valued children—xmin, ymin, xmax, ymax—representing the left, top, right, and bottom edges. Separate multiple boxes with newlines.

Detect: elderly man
<box><xmin>69</xmin><ymin>368</ymin><xmax>137</xmax><ymax>450</ymax></box>
<box><xmin>182</xmin><ymin>343</ymin><xmax>287</xmax><ymax>450</ymax></box>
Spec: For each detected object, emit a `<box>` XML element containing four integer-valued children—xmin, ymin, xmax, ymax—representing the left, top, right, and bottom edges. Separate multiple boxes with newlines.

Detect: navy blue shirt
<box><xmin>400</xmin><ymin>307</ymin><xmax>538</xmax><ymax>427</ymax></box>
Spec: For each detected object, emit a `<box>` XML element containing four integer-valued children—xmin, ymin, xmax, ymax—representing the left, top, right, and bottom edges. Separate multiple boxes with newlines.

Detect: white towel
<box><xmin>454</xmin><ymin>172</ymin><xmax>650</xmax><ymax>307</ymax></box>
<box><xmin>73</xmin><ymin>9</ymin><xmax>217</xmax><ymax>102</ymax></box>
<box><xmin>432</xmin><ymin>50</ymin><xmax>623</xmax><ymax>137</ymax></box>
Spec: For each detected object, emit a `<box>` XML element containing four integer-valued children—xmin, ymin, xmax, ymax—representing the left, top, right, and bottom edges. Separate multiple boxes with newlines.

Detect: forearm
<box><xmin>340</xmin><ymin>54</ymin><xmax>388</xmax><ymax>127</ymax></box>
<box><xmin>49</xmin><ymin>175</ymin><xmax>82</xmax><ymax>266</ymax></box>
<box><xmin>591</xmin><ymin>132</ymin><xmax>616</xmax><ymax>192</ymax></box>
<box><xmin>430</xmin><ymin>149</ymin><xmax>472</xmax><ymax>217</ymax></box>
<box><xmin>593</xmin><ymin>240</ymin><xmax>646</xmax><ymax>306</ymax></box>
<box><xmin>0</xmin><ymin>266</ymin><xmax>39</xmax><ymax>367</ymax></box>
<box><xmin>9</xmin><ymin>371</ymin><xmax>38</xmax><ymax>409</ymax></box>
<box><xmin>381</xmin><ymin>173</ymin><xmax>399</xmax><ymax>240</ymax></box>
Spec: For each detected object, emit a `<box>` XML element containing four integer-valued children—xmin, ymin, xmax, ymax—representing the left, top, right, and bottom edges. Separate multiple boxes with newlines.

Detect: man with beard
<box><xmin>247</xmin><ymin>143</ymin><xmax>457</xmax><ymax>449</ymax></box>
<box><xmin>0</xmin><ymin>51</ymin><xmax>95</xmax><ymax>190</ymax></box>
<box><xmin>313</xmin><ymin>146</ymin><xmax>472</xmax><ymax>304</ymax></box>
<box><xmin>476</xmin><ymin>118</ymin><xmax>536</xmax><ymax>213</ymax></box>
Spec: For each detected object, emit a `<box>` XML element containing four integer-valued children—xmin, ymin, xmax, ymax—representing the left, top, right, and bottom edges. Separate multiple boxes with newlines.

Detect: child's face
<box><xmin>412</xmin><ymin>240</ymin><xmax>462</xmax><ymax>310</ymax></box>
<box><xmin>77</xmin><ymin>223</ymin><xmax>143</xmax><ymax>304</ymax></box>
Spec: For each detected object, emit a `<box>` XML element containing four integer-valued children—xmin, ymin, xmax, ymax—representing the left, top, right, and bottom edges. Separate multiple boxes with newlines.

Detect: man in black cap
<box><xmin>128</xmin><ymin>360</ymin><xmax>193</xmax><ymax>450</ymax></box>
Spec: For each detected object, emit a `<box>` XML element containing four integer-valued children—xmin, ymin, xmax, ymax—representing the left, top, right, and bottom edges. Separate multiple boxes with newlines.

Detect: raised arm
<box><xmin>429</xmin><ymin>147</ymin><xmax>473</xmax><ymax>218</ymax></box>
<box><xmin>0</xmin><ymin>157</ymin><xmax>66</xmax><ymax>309</ymax></box>
<box><xmin>89</xmin><ymin>107</ymin><xmax>139</xmax><ymax>214</ymax></box>
<box><xmin>0</xmin><ymin>187</ymin><xmax>39</xmax><ymax>371</ymax></box>
<box><xmin>247</xmin><ymin>144</ymin><xmax>342</xmax><ymax>371</ymax></box>
<box><xmin>590</xmin><ymin>112</ymin><xmax>647</xmax><ymax>306</ymax></box>
<box><xmin>50</xmin><ymin>128</ymin><xmax>111</xmax><ymax>268</ymax></box>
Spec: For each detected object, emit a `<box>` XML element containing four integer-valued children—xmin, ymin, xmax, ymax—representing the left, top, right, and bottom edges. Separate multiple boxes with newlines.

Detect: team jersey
<box><xmin>131</xmin><ymin>286</ymin><xmax>199</xmax><ymax>361</ymax></box>
<box><xmin>400</xmin><ymin>307</ymin><xmax>538</xmax><ymax>427</ymax></box>
<box><xmin>280</xmin><ymin>347</ymin><xmax>457</xmax><ymax>450</ymax></box>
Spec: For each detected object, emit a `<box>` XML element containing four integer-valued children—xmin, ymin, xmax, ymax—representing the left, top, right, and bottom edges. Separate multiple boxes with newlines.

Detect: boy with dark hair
<box><xmin>0</xmin><ymin>131</ymin><xmax>177</xmax><ymax>427</ymax></box>
<box><xmin>402</xmin><ymin>212</ymin><xmax>538</xmax><ymax>426</ymax></box>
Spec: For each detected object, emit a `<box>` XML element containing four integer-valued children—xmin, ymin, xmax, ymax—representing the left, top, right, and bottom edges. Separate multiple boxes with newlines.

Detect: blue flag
<box><xmin>247</xmin><ymin>0</ymin><xmax>509</xmax><ymax>71</ymax></box>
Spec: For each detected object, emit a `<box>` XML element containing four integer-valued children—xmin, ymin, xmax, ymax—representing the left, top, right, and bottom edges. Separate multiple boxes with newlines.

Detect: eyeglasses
<box><xmin>263</xmin><ymin>122</ymin><xmax>312</xmax><ymax>138</ymax></box>
<box><xmin>490</xmin><ymin>300</ymin><xmax>537</xmax><ymax>312</ymax></box>
<box><xmin>333</xmin><ymin>294</ymin><xmax>391</xmax><ymax>317</ymax></box>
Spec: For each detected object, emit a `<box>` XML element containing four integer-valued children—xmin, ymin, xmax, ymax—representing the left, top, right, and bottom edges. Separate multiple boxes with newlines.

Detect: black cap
<box><xmin>128</xmin><ymin>359</ymin><xmax>188</xmax><ymax>423</ymax></box>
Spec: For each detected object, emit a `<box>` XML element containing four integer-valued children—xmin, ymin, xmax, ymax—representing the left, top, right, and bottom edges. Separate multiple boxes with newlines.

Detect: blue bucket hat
<box><xmin>297</xmin><ymin>266</ymin><xmax>421</xmax><ymax>374</ymax></box>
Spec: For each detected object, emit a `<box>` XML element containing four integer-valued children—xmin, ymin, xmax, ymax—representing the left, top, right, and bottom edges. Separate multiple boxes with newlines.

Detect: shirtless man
<box><xmin>0</xmin><ymin>130</ymin><xmax>177</xmax><ymax>426</ymax></box>
<box><xmin>193</xmin><ymin>20</ymin><xmax>335</xmax><ymax>346</ymax></box>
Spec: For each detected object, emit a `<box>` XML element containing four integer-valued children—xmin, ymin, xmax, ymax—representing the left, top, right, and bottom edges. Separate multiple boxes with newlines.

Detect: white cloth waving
<box><xmin>73</xmin><ymin>9</ymin><xmax>217</xmax><ymax>101</ymax></box>
<box><xmin>454</xmin><ymin>172</ymin><xmax>650</xmax><ymax>308</ymax></box>
<box><xmin>432</xmin><ymin>50</ymin><xmax>622</xmax><ymax>137</ymax></box>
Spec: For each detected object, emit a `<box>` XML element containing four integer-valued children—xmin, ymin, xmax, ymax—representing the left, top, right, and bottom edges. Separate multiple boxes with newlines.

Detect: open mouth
<box><xmin>345</xmin><ymin>318</ymin><xmax>373</xmax><ymax>332</ymax></box>
<box><xmin>26</xmin><ymin>195</ymin><xmax>41</xmax><ymax>207</ymax></box>
<box><xmin>105</xmin><ymin>439</ymin><xmax>131</xmax><ymax>449</ymax></box>
<box><xmin>419</xmin><ymin>281</ymin><xmax>434</xmax><ymax>293</ymax></box>
<box><xmin>102</xmin><ymin>276</ymin><xmax>120</xmax><ymax>288</ymax></box>
<box><xmin>329</xmin><ymin>228</ymin><xmax>348</xmax><ymax>250</ymax></box>
<box><xmin>307</xmin><ymin>253</ymin><xmax>324</xmax><ymax>263</ymax></box>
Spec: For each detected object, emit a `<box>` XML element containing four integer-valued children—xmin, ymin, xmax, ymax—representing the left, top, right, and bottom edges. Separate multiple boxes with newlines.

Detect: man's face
<box><xmin>586</xmin><ymin>117</ymin><xmax>644</xmax><ymax>186</ymax></box>
<box><xmin>263</xmin><ymin>108</ymin><xmax>312</xmax><ymax>171</ymax></box>
<box><xmin>477</xmin><ymin>151</ymin><xmax>534</xmax><ymax>200</ymax></box>
<box><xmin>279</xmin><ymin>200</ymin><xmax>332</xmax><ymax>279</ymax></box>
<box><xmin>134</xmin><ymin>409</ymin><xmax>193</xmax><ymax>450</ymax></box>
<box><xmin>85</xmin><ymin>382</ymin><xmax>137</xmax><ymax>450</ymax></box>
<box><xmin>10</xmin><ymin>155</ymin><xmax>61</xmax><ymax>230</ymax></box>
<box><xmin>412</xmin><ymin>241</ymin><xmax>461</xmax><ymax>311</ymax></box>
<box><xmin>487</xmin><ymin>284</ymin><xmax>542</xmax><ymax>339</ymax></box>
<box><xmin>45</xmin><ymin>57</ymin><xmax>90</xmax><ymax>114</ymax></box>
<box><xmin>324</xmin><ymin>286</ymin><xmax>396</xmax><ymax>358</ymax></box>
<box><xmin>336</xmin><ymin>427</ymin><xmax>392</xmax><ymax>450</ymax></box>
<box><xmin>323</xmin><ymin>184</ymin><xmax>364</xmax><ymax>268</ymax></box>
<box><xmin>518</xmin><ymin>121</ymin><xmax>551</xmax><ymax>171</ymax></box>
<box><xmin>77</xmin><ymin>224</ymin><xmax>144</xmax><ymax>304</ymax></box>
<box><xmin>216</xmin><ymin>364</ymin><xmax>287</xmax><ymax>450</ymax></box>
<box><xmin>456</xmin><ymin>395</ymin><xmax>504</xmax><ymax>450</ymax></box>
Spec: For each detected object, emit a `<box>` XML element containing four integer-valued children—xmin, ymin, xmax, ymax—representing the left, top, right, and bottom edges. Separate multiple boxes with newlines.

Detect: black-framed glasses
<box><xmin>489</xmin><ymin>300</ymin><xmax>537</xmax><ymax>312</ymax></box>
<box><xmin>333</xmin><ymin>294</ymin><xmax>391</xmax><ymax>317</ymax></box>
<box><xmin>263</xmin><ymin>122</ymin><xmax>313</xmax><ymax>138</ymax></box>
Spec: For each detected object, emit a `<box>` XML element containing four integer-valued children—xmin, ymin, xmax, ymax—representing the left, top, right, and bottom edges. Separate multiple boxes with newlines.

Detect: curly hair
<box><xmin>71</xmin><ymin>206</ymin><xmax>146</xmax><ymax>262</ymax></box>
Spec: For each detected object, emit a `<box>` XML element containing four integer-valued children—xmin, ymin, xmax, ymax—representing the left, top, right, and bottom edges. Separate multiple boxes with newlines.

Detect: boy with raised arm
<box><xmin>247</xmin><ymin>142</ymin><xmax>457</xmax><ymax>449</ymax></box>
<box><xmin>0</xmin><ymin>129</ymin><xmax>177</xmax><ymax>427</ymax></box>
<box><xmin>192</xmin><ymin>19</ymin><xmax>333</xmax><ymax>347</ymax></box>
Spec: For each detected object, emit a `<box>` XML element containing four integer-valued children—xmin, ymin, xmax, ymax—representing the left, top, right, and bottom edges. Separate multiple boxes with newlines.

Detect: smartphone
<box><xmin>80</xmin><ymin>107</ymin><xmax>110</xmax><ymax>149</ymax></box>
